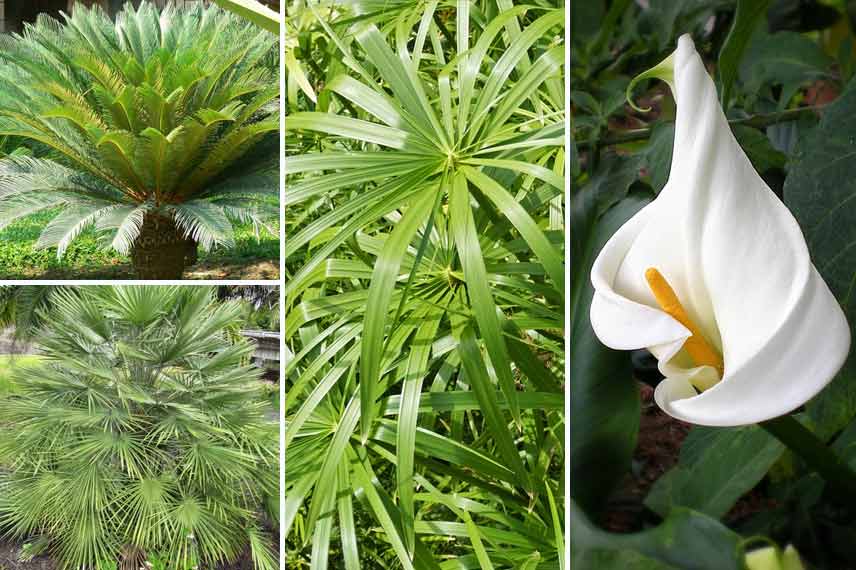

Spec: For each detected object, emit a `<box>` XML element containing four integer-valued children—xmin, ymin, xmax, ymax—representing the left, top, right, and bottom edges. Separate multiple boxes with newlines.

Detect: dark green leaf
<box><xmin>739</xmin><ymin>28</ymin><xmax>832</xmax><ymax>106</ymax></box>
<box><xmin>570</xmin><ymin>1</ymin><xmax>606</xmax><ymax>42</ymax></box>
<box><xmin>570</xmin><ymin>182</ymin><xmax>651</xmax><ymax>515</ymax></box>
<box><xmin>645</xmin><ymin>426</ymin><xmax>784</xmax><ymax>519</ymax></box>
<box><xmin>784</xmin><ymin>81</ymin><xmax>856</xmax><ymax>438</ymax></box>
<box><xmin>718</xmin><ymin>0</ymin><xmax>774</xmax><ymax>108</ymax></box>
<box><xmin>573</xmin><ymin>549</ymin><xmax>672</xmax><ymax>570</ymax></box>
<box><xmin>641</xmin><ymin>0</ymin><xmax>732</xmax><ymax>51</ymax></box>
<box><xmin>570</xmin><ymin>500</ymin><xmax>743</xmax><ymax>570</ymax></box>
<box><xmin>640</xmin><ymin>124</ymin><xmax>674</xmax><ymax>194</ymax></box>
<box><xmin>732</xmin><ymin>125</ymin><xmax>788</xmax><ymax>172</ymax></box>
<box><xmin>640</xmin><ymin>123</ymin><xmax>785</xmax><ymax>195</ymax></box>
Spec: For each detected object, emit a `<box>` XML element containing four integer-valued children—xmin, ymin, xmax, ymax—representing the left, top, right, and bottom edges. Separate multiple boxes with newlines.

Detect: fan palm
<box><xmin>0</xmin><ymin>285</ymin><xmax>58</xmax><ymax>340</ymax></box>
<box><xmin>0</xmin><ymin>286</ymin><xmax>278</xmax><ymax>570</ymax></box>
<box><xmin>0</xmin><ymin>284</ymin><xmax>279</xmax><ymax>341</ymax></box>
<box><xmin>286</xmin><ymin>2</ymin><xmax>565</xmax><ymax>567</ymax></box>
<box><xmin>0</xmin><ymin>2</ymin><xmax>279</xmax><ymax>279</ymax></box>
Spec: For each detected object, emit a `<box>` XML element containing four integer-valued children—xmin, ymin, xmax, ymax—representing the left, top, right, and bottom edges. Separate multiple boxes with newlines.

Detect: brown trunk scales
<box><xmin>130</xmin><ymin>213</ymin><xmax>198</xmax><ymax>279</ymax></box>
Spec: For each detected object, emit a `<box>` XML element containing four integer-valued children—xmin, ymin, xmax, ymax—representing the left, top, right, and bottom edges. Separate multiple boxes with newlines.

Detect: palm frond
<box><xmin>0</xmin><ymin>2</ymin><xmax>279</xmax><ymax>262</ymax></box>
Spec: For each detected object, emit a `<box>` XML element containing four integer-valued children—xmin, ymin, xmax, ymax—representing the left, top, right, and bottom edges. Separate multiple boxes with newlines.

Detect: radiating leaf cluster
<box><xmin>285</xmin><ymin>2</ymin><xmax>565</xmax><ymax>567</ymax></box>
<box><xmin>0</xmin><ymin>286</ymin><xmax>278</xmax><ymax>570</ymax></box>
<box><xmin>0</xmin><ymin>2</ymin><xmax>279</xmax><ymax>258</ymax></box>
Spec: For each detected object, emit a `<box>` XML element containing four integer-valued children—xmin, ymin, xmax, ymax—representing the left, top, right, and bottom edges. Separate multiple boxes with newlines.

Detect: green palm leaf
<box><xmin>0</xmin><ymin>286</ymin><xmax>277</xmax><ymax>569</ymax></box>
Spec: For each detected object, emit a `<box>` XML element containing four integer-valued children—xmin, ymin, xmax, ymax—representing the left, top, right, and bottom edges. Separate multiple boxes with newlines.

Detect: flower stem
<box><xmin>575</xmin><ymin>106</ymin><xmax>825</xmax><ymax>149</ymax></box>
<box><xmin>761</xmin><ymin>415</ymin><xmax>856</xmax><ymax>498</ymax></box>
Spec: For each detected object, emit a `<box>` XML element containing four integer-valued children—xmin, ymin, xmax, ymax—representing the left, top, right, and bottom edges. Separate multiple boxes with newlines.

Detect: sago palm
<box><xmin>0</xmin><ymin>286</ymin><xmax>278</xmax><ymax>570</ymax></box>
<box><xmin>0</xmin><ymin>2</ymin><xmax>279</xmax><ymax>278</ymax></box>
<box><xmin>285</xmin><ymin>2</ymin><xmax>565</xmax><ymax>567</ymax></box>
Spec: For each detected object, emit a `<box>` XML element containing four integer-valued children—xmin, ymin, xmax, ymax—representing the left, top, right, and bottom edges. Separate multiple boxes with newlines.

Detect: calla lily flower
<box><xmin>589</xmin><ymin>34</ymin><xmax>850</xmax><ymax>426</ymax></box>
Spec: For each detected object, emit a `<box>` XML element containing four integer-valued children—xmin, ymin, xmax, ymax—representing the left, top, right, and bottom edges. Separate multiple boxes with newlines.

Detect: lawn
<box><xmin>0</xmin><ymin>354</ymin><xmax>40</xmax><ymax>395</ymax></box>
<box><xmin>0</xmin><ymin>210</ymin><xmax>280</xmax><ymax>280</ymax></box>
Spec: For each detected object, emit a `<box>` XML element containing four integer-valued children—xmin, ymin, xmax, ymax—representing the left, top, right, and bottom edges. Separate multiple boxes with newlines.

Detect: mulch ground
<box><xmin>0</xmin><ymin>541</ymin><xmax>275</xmax><ymax>570</ymax></box>
<box><xmin>602</xmin><ymin>382</ymin><xmax>774</xmax><ymax>533</ymax></box>
<box><xmin>601</xmin><ymin>382</ymin><xmax>691</xmax><ymax>532</ymax></box>
<box><xmin>0</xmin><ymin>542</ymin><xmax>57</xmax><ymax>570</ymax></box>
<box><xmin>0</xmin><ymin>259</ymin><xmax>279</xmax><ymax>280</ymax></box>
<box><xmin>184</xmin><ymin>259</ymin><xmax>279</xmax><ymax>280</ymax></box>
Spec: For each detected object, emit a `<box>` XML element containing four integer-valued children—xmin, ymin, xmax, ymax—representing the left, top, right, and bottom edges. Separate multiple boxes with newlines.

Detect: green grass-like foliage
<box><xmin>0</xmin><ymin>1</ymin><xmax>279</xmax><ymax>259</ymax></box>
<box><xmin>286</xmin><ymin>1</ymin><xmax>565</xmax><ymax>566</ymax></box>
<box><xmin>0</xmin><ymin>286</ymin><xmax>278</xmax><ymax>570</ymax></box>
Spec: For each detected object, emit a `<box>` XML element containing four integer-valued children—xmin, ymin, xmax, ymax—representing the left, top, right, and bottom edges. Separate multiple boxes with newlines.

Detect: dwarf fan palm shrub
<box><xmin>0</xmin><ymin>2</ymin><xmax>279</xmax><ymax>278</ymax></box>
<box><xmin>0</xmin><ymin>286</ymin><xmax>278</xmax><ymax>570</ymax></box>
<box><xmin>286</xmin><ymin>2</ymin><xmax>565</xmax><ymax>566</ymax></box>
<box><xmin>0</xmin><ymin>285</ymin><xmax>58</xmax><ymax>340</ymax></box>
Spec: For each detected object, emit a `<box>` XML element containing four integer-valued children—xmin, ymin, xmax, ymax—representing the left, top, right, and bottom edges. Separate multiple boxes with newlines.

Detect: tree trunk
<box><xmin>184</xmin><ymin>236</ymin><xmax>199</xmax><ymax>266</ymax></box>
<box><xmin>130</xmin><ymin>213</ymin><xmax>187</xmax><ymax>279</ymax></box>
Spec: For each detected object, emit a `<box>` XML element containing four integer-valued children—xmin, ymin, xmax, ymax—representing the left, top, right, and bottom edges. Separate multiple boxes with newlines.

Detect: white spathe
<box><xmin>589</xmin><ymin>34</ymin><xmax>851</xmax><ymax>427</ymax></box>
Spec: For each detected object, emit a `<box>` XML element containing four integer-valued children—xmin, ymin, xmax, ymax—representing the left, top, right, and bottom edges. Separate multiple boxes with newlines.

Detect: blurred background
<box><xmin>571</xmin><ymin>0</ymin><xmax>856</xmax><ymax>197</ymax></box>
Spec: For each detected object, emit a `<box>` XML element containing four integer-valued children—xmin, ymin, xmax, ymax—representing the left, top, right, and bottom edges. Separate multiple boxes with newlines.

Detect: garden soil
<box><xmin>0</xmin><ymin>542</ymin><xmax>265</xmax><ymax>570</ymax></box>
<box><xmin>0</xmin><ymin>542</ymin><xmax>57</xmax><ymax>570</ymax></box>
<box><xmin>0</xmin><ymin>259</ymin><xmax>279</xmax><ymax>280</ymax></box>
<box><xmin>602</xmin><ymin>382</ymin><xmax>774</xmax><ymax>533</ymax></box>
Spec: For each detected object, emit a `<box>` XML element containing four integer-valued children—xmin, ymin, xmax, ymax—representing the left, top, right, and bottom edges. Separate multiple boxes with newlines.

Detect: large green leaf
<box><xmin>645</xmin><ymin>426</ymin><xmax>784</xmax><ymax>519</ymax></box>
<box><xmin>641</xmin><ymin>0</ymin><xmax>733</xmax><ymax>51</ymax></box>
<box><xmin>784</xmin><ymin>80</ymin><xmax>856</xmax><ymax>439</ymax></box>
<box><xmin>639</xmin><ymin>123</ymin><xmax>784</xmax><ymax>195</ymax></box>
<box><xmin>732</xmin><ymin>125</ymin><xmax>788</xmax><ymax>173</ymax></box>
<box><xmin>570</xmin><ymin>166</ymin><xmax>651</xmax><ymax>515</ymax></box>
<box><xmin>570</xmin><ymin>1</ymin><xmax>606</xmax><ymax>42</ymax></box>
<box><xmin>571</xmin><ymin>500</ymin><xmax>743</xmax><ymax>570</ymax></box>
<box><xmin>739</xmin><ymin>27</ymin><xmax>832</xmax><ymax>107</ymax></box>
<box><xmin>212</xmin><ymin>0</ymin><xmax>280</xmax><ymax>34</ymax></box>
<box><xmin>639</xmin><ymin>124</ymin><xmax>674</xmax><ymax>194</ymax></box>
<box><xmin>718</xmin><ymin>0</ymin><xmax>774</xmax><ymax>108</ymax></box>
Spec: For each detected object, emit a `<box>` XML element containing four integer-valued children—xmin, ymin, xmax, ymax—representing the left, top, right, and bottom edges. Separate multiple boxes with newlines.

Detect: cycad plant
<box><xmin>213</xmin><ymin>0</ymin><xmax>281</xmax><ymax>34</ymax></box>
<box><xmin>0</xmin><ymin>2</ymin><xmax>279</xmax><ymax>278</ymax></box>
<box><xmin>0</xmin><ymin>286</ymin><xmax>278</xmax><ymax>570</ymax></box>
<box><xmin>286</xmin><ymin>2</ymin><xmax>565</xmax><ymax>567</ymax></box>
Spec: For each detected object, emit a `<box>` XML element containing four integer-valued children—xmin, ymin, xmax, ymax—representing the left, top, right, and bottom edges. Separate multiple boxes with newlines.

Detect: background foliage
<box><xmin>572</xmin><ymin>1</ymin><xmax>856</xmax><ymax>568</ymax></box>
<box><xmin>285</xmin><ymin>1</ymin><xmax>565</xmax><ymax>568</ymax></box>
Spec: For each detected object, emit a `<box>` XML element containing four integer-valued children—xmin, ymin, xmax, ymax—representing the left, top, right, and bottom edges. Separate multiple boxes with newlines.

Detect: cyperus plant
<box><xmin>285</xmin><ymin>2</ymin><xmax>565</xmax><ymax>566</ymax></box>
<box><xmin>0</xmin><ymin>286</ymin><xmax>278</xmax><ymax>570</ymax></box>
<box><xmin>0</xmin><ymin>2</ymin><xmax>279</xmax><ymax>278</ymax></box>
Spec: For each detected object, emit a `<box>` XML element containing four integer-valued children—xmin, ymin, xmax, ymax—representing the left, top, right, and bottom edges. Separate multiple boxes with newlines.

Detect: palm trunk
<box><xmin>130</xmin><ymin>213</ymin><xmax>188</xmax><ymax>279</ymax></box>
<box><xmin>184</xmin><ymin>236</ymin><xmax>199</xmax><ymax>266</ymax></box>
<box><xmin>119</xmin><ymin>544</ymin><xmax>145</xmax><ymax>570</ymax></box>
